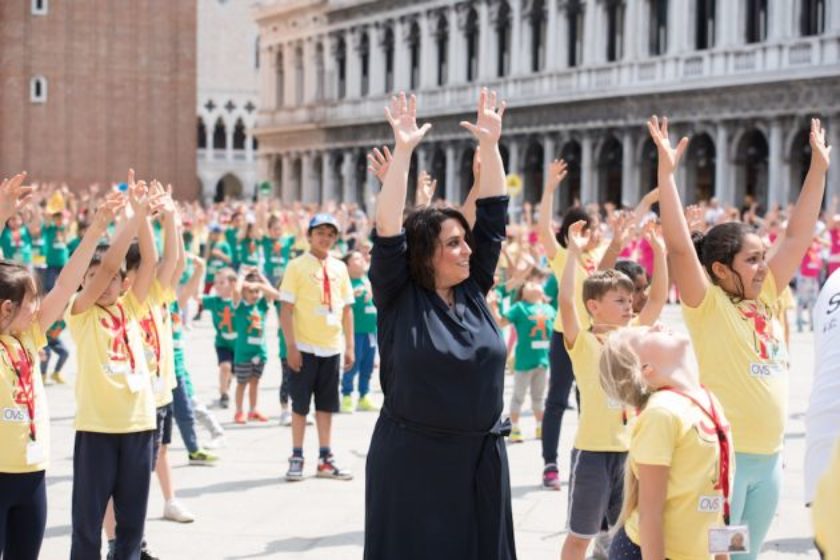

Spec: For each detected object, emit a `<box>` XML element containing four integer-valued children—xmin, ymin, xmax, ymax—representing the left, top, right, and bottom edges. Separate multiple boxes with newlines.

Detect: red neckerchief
<box><xmin>320</xmin><ymin>258</ymin><xmax>332</xmax><ymax>313</ymax></box>
<box><xmin>97</xmin><ymin>303</ymin><xmax>136</xmax><ymax>373</ymax></box>
<box><xmin>1</xmin><ymin>337</ymin><xmax>36</xmax><ymax>441</ymax></box>
<box><xmin>659</xmin><ymin>386</ymin><xmax>732</xmax><ymax>524</ymax></box>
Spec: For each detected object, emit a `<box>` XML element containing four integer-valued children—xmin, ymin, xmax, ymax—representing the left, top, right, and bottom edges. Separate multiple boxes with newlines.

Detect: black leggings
<box><xmin>609</xmin><ymin>527</ymin><xmax>642</xmax><ymax>560</ymax></box>
<box><xmin>541</xmin><ymin>331</ymin><xmax>576</xmax><ymax>466</ymax></box>
<box><xmin>0</xmin><ymin>470</ymin><xmax>47</xmax><ymax>560</ymax></box>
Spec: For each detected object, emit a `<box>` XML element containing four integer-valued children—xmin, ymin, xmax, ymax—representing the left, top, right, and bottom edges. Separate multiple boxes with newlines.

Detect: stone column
<box><xmin>715</xmin><ymin>122</ymin><xmax>732</xmax><ymax>206</ymax></box>
<box><xmin>281</xmin><ymin>153</ymin><xmax>294</xmax><ymax>203</ymax></box>
<box><xmin>370</xmin><ymin>24</ymin><xmax>386</xmax><ymax>96</ymax></box>
<box><xmin>283</xmin><ymin>42</ymin><xmax>296</xmax><ymax>107</ymax></box>
<box><xmin>668</xmin><ymin>0</ymin><xmax>687</xmax><ymax>54</ymax></box>
<box><xmin>622</xmin><ymin>131</ymin><xmax>639</xmax><ymax>206</ymax></box>
<box><xmin>624</xmin><ymin>0</ymin><xmax>639</xmax><ymax>60</ymax></box>
<box><xmin>478</xmin><ymin>0</ymin><xmax>493</xmax><ymax>79</ymax></box>
<box><xmin>260</xmin><ymin>45</ymin><xmax>276</xmax><ymax>110</ymax></box>
<box><xmin>225</xmin><ymin>127</ymin><xmax>234</xmax><ymax>161</ymax></box>
<box><xmin>828</xmin><ymin>117</ymin><xmax>840</xmax><ymax>204</ymax></box>
<box><xmin>419</xmin><ymin>11</ymin><xmax>436</xmax><ymax>88</ymax></box>
<box><xmin>448</xmin><ymin>5</ymin><xmax>464</xmax><ymax>85</ymax></box>
<box><xmin>303</xmin><ymin>38</ymin><xmax>317</xmax><ymax>103</ymax></box>
<box><xmin>510</xmin><ymin>0</ymin><xmax>523</xmax><ymax>74</ymax></box>
<box><xmin>582</xmin><ymin>1</ymin><xmax>597</xmax><ymax>65</ymax></box>
<box><xmin>445</xmin><ymin>144</ymin><xmax>458</xmax><ymax>202</ymax></box>
<box><xmin>346</xmin><ymin>28</ymin><xmax>362</xmax><ymax>99</ymax></box>
<box><xmin>720</xmin><ymin>0</ymin><xmax>739</xmax><ymax>46</ymax></box>
<box><xmin>323</xmin><ymin>34</ymin><xmax>336</xmax><ymax>101</ymax></box>
<box><xmin>301</xmin><ymin>152</ymin><xmax>314</xmax><ymax>203</ymax></box>
<box><xmin>521</xmin><ymin>6</ymin><xmax>533</xmax><ymax>71</ymax></box>
<box><xmin>768</xmin><ymin>0</ymin><xmax>788</xmax><ymax>40</ymax></box>
<box><xmin>322</xmin><ymin>152</ymin><xmax>335</xmax><ymax>203</ymax></box>
<box><xmin>545</xmin><ymin>0</ymin><xmax>559</xmax><ymax>69</ymax></box>
<box><xmin>342</xmin><ymin>150</ymin><xmax>356</xmax><ymax>203</ymax></box>
<box><xmin>417</xmin><ymin>146</ymin><xmax>429</xmax><ymax>176</ymax></box>
<box><xmin>832</xmin><ymin>0</ymin><xmax>840</xmax><ymax>32</ymax></box>
<box><xmin>581</xmin><ymin>133</ymin><xmax>595</xmax><ymax>204</ymax></box>
<box><xmin>394</xmin><ymin>18</ymin><xmax>410</xmax><ymax>91</ymax></box>
<box><xmin>246</xmin><ymin>133</ymin><xmax>254</xmax><ymax>162</ymax></box>
<box><xmin>768</xmin><ymin>119</ymin><xmax>784</xmax><ymax>208</ymax></box>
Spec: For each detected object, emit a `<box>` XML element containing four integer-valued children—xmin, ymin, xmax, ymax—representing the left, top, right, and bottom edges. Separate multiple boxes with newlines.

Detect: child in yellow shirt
<box><xmin>0</xmin><ymin>172</ymin><xmax>124</xmax><ymax>560</ymax></box>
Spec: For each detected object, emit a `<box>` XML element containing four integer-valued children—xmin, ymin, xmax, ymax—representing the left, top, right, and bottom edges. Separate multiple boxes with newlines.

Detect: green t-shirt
<box><xmin>494</xmin><ymin>283</ymin><xmax>514</xmax><ymax>317</ymax></box>
<box><xmin>46</xmin><ymin>319</ymin><xmax>66</xmax><ymax>342</ymax></box>
<box><xmin>169</xmin><ymin>300</ymin><xmax>187</xmax><ymax>379</ymax></box>
<box><xmin>350</xmin><ymin>277</ymin><xmax>377</xmax><ymax>334</ymax></box>
<box><xmin>206</xmin><ymin>240</ymin><xmax>232</xmax><ymax>282</ymax></box>
<box><xmin>67</xmin><ymin>236</ymin><xmax>81</xmax><ymax>256</ymax></box>
<box><xmin>202</xmin><ymin>295</ymin><xmax>237</xmax><ymax>349</ymax></box>
<box><xmin>505</xmin><ymin>301</ymin><xmax>556</xmax><ymax>371</ymax></box>
<box><xmin>234</xmin><ymin>298</ymin><xmax>269</xmax><ymax>363</ymax></box>
<box><xmin>262</xmin><ymin>235</ymin><xmax>295</xmax><ymax>281</ymax></box>
<box><xmin>225</xmin><ymin>227</ymin><xmax>240</xmax><ymax>267</ymax></box>
<box><xmin>43</xmin><ymin>224</ymin><xmax>69</xmax><ymax>267</ymax></box>
<box><xmin>1</xmin><ymin>227</ymin><xmax>32</xmax><ymax>264</ymax></box>
<box><xmin>543</xmin><ymin>274</ymin><xmax>558</xmax><ymax>309</ymax></box>
<box><xmin>273</xmin><ymin>301</ymin><xmax>289</xmax><ymax>359</ymax></box>
<box><xmin>152</xmin><ymin>220</ymin><xmax>164</xmax><ymax>255</ymax></box>
<box><xmin>238</xmin><ymin>237</ymin><xmax>261</xmax><ymax>267</ymax></box>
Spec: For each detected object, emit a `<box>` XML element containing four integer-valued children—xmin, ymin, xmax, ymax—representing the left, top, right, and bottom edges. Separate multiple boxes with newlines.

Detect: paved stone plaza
<box><xmin>39</xmin><ymin>305</ymin><xmax>820</xmax><ymax>559</ymax></box>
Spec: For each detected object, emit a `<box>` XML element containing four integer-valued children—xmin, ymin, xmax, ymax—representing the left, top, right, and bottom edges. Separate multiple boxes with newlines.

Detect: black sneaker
<box><xmin>219</xmin><ymin>393</ymin><xmax>230</xmax><ymax>409</ymax></box>
<box><xmin>286</xmin><ymin>456</ymin><xmax>304</xmax><ymax>481</ymax></box>
<box><xmin>140</xmin><ymin>540</ymin><xmax>160</xmax><ymax>560</ymax></box>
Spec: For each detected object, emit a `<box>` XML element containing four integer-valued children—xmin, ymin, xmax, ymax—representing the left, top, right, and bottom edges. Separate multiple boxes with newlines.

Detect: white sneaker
<box><xmin>163</xmin><ymin>500</ymin><xmax>195</xmax><ymax>523</ymax></box>
<box><xmin>205</xmin><ymin>435</ymin><xmax>226</xmax><ymax>449</ymax></box>
<box><xmin>279</xmin><ymin>410</ymin><xmax>292</xmax><ymax>426</ymax></box>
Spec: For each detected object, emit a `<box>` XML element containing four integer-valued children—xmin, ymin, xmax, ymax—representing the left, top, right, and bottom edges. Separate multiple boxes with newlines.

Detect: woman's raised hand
<box><xmin>460</xmin><ymin>88</ymin><xmax>506</xmax><ymax>144</ymax></box>
<box><xmin>646</xmin><ymin>115</ymin><xmax>688</xmax><ymax>174</ymax></box>
<box><xmin>384</xmin><ymin>92</ymin><xmax>431</xmax><ymax>150</ymax></box>
<box><xmin>809</xmin><ymin>117</ymin><xmax>831</xmax><ymax>172</ymax></box>
<box><xmin>367</xmin><ymin>146</ymin><xmax>393</xmax><ymax>184</ymax></box>
<box><xmin>567</xmin><ymin>220</ymin><xmax>591</xmax><ymax>254</ymax></box>
<box><xmin>544</xmin><ymin>159</ymin><xmax>568</xmax><ymax>194</ymax></box>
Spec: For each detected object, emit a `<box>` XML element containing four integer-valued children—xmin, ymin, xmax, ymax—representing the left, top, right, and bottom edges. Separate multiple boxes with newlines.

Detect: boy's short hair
<box><xmin>125</xmin><ymin>242</ymin><xmax>142</xmax><ymax>272</ymax></box>
<box><xmin>89</xmin><ymin>244</ymin><xmax>127</xmax><ymax>278</ymax></box>
<box><xmin>582</xmin><ymin>270</ymin><xmax>634</xmax><ymax>305</ymax></box>
<box><xmin>216</xmin><ymin>267</ymin><xmax>237</xmax><ymax>282</ymax></box>
<box><xmin>243</xmin><ymin>271</ymin><xmax>261</xmax><ymax>283</ymax></box>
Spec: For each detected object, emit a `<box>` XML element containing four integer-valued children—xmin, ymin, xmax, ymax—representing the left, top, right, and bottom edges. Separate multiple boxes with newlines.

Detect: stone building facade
<box><xmin>197</xmin><ymin>0</ymin><xmax>261</xmax><ymax>203</ymax></box>
<box><xmin>254</xmin><ymin>0</ymin><xmax>840</xmax><ymax>213</ymax></box>
<box><xmin>0</xmin><ymin>0</ymin><xmax>197</xmax><ymax>199</ymax></box>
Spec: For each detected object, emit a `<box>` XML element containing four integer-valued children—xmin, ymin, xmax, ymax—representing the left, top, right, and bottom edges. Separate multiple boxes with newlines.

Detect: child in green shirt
<box><xmin>202</xmin><ymin>268</ymin><xmax>238</xmax><ymax>408</ymax></box>
<box><xmin>340</xmin><ymin>251</ymin><xmax>378</xmax><ymax>413</ymax></box>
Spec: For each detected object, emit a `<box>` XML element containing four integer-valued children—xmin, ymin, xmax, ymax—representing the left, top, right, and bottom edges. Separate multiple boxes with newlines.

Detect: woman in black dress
<box><xmin>364</xmin><ymin>90</ymin><xmax>516</xmax><ymax>560</ymax></box>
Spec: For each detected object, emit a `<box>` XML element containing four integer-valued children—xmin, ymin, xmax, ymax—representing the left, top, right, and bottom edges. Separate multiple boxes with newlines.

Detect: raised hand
<box><xmin>641</xmin><ymin>186</ymin><xmax>660</xmax><ymax>206</ymax></box>
<box><xmin>0</xmin><ymin>172</ymin><xmax>34</xmax><ymax>221</ymax></box>
<box><xmin>685</xmin><ymin>204</ymin><xmax>705</xmax><ymax>233</ymax></box>
<box><xmin>643</xmin><ymin>220</ymin><xmax>666</xmax><ymax>254</ymax></box>
<box><xmin>384</xmin><ymin>92</ymin><xmax>431</xmax><ymax>150</ymax></box>
<box><xmin>91</xmin><ymin>192</ymin><xmax>127</xmax><ymax>231</ymax></box>
<box><xmin>608</xmin><ymin>210</ymin><xmax>633</xmax><ymax>248</ymax></box>
<box><xmin>544</xmin><ymin>159</ymin><xmax>568</xmax><ymax>193</ymax></box>
<box><xmin>367</xmin><ymin>146</ymin><xmax>393</xmax><ymax>184</ymax></box>
<box><xmin>415</xmin><ymin>171</ymin><xmax>438</xmax><ymax>207</ymax></box>
<box><xmin>567</xmin><ymin>220</ymin><xmax>591</xmax><ymax>254</ymax></box>
<box><xmin>647</xmin><ymin>115</ymin><xmax>688</xmax><ymax>173</ymax></box>
<box><xmin>459</xmin><ymin>88</ymin><xmax>506</xmax><ymax>144</ymax></box>
<box><xmin>809</xmin><ymin>117</ymin><xmax>831</xmax><ymax>172</ymax></box>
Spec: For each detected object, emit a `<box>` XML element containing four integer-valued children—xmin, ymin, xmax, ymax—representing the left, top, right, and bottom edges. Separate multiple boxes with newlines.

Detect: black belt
<box><xmin>380</xmin><ymin>406</ymin><xmax>511</xmax><ymax>439</ymax></box>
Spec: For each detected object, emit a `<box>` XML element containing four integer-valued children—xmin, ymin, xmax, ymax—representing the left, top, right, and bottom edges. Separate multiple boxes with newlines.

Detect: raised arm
<box><xmin>130</xmin><ymin>189</ymin><xmax>159</xmax><ymax>304</ymax></box>
<box><xmin>39</xmin><ymin>194</ymin><xmax>125</xmax><ymax>330</ymax></box>
<box><xmin>559</xmin><ymin>221</ymin><xmax>588</xmax><ymax>346</ymax></box>
<box><xmin>459</xmin><ymin>88</ymin><xmax>506</xmax><ymax>199</ymax></box>
<box><xmin>768</xmin><ymin>118</ymin><xmax>831</xmax><ymax>288</ymax></box>
<box><xmin>0</xmin><ymin>173</ymin><xmax>33</xmax><ymax>234</ymax></box>
<box><xmin>177</xmin><ymin>255</ymin><xmax>205</xmax><ymax>309</ymax></box>
<box><xmin>537</xmin><ymin>159</ymin><xmax>568</xmax><ymax>261</ymax></box>
<box><xmin>598</xmin><ymin>211</ymin><xmax>632</xmax><ymax>271</ymax></box>
<box><xmin>155</xmin><ymin>185</ymin><xmax>180</xmax><ymax>289</ymax></box>
<box><xmin>636</xmin><ymin>225</ymin><xmax>669</xmax><ymax>326</ymax></box>
<box><xmin>414</xmin><ymin>170</ymin><xmax>437</xmax><ymax>208</ymax></box>
<box><xmin>647</xmin><ymin>116</ymin><xmax>708</xmax><ymax>308</ymax></box>
<box><xmin>375</xmin><ymin>93</ymin><xmax>432</xmax><ymax>236</ymax></box>
<box><xmin>461</xmin><ymin>151</ymin><xmax>481</xmax><ymax>228</ymax></box>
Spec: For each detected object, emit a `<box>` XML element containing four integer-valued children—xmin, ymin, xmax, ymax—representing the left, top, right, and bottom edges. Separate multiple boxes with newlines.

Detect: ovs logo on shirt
<box><xmin>737</xmin><ymin>300</ymin><xmax>788</xmax><ymax>377</ymax></box>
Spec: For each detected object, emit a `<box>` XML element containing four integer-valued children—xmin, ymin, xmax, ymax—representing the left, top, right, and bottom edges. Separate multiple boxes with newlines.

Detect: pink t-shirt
<box><xmin>637</xmin><ymin>237</ymin><xmax>655</xmax><ymax>279</ymax></box>
<box><xmin>800</xmin><ymin>240</ymin><xmax>823</xmax><ymax>278</ymax></box>
<box><xmin>829</xmin><ymin>229</ymin><xmax>840</xmax><ymax>276</ymax></box>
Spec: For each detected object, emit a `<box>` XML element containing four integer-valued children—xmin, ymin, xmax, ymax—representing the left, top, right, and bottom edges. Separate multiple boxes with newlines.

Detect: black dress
<box><xmin>364</xmin><ymin>196</ymin><xmax>516</xmax><ymax>560</ymax></box>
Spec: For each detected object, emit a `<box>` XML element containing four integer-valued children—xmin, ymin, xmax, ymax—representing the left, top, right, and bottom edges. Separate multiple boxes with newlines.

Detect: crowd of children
<box><xmin>0</xmin><ymin>99</ymin><xmax>837</xmax><ymax>559</ymax></box>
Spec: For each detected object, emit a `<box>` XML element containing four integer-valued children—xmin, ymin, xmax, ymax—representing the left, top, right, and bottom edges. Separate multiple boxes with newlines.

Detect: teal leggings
<box><xmin>730</xmin><ymin>452</ymin><xmax>782</xmax><ymax>560</ymax></box>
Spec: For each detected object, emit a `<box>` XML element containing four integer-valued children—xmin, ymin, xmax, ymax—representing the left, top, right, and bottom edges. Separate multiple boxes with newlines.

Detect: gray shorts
<box><xmin>566</xmin><ymin>448</ymin><xmax>627</xmax><ymax>538</ymax></box>
<box><xmin>510</xmin><ymin>367</ymin><xmax>547</xmax><ymax>415</ymax></box>
<box><xmin>234</xmin><ymin>359</ymin><xmax>266</xmax><ymax>384</ymax></box>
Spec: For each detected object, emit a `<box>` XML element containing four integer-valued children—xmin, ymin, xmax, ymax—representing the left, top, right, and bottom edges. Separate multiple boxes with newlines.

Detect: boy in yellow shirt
<box><xmin>558</xmin><ymin>220</ymin><xmax>668</xmax><ymax>560</ymax></box>
<box><xmin>280</xmin><ymin>214</ymin><xmax>355</xmax><ymax>481</ymax></box>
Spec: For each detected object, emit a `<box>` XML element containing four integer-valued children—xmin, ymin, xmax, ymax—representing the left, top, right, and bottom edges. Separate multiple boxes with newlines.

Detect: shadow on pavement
<box><xmin>762</xmin><ymin>537</ymin><xmax>817</xmax><ymax>554</ymax></box>
<box><xmin>178</xmin><ymin>476</ymin><xmax>280</xmax><ymax>498</ymax></box>
<box><xmin>224</xmin><ymin>531</ymin><xmax>364</xmax><ymax>558</ymax></box>
<box><xmin>45</xmin><ymin>524</ymin><xmax>72</xmax><ymax>538</ymax></box>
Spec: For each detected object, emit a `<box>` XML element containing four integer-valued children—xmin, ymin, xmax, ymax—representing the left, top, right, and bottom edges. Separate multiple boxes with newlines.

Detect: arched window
<box><xmin>315</xmin><ymin>42</ymin><xmax>325</xmax><ymax>100</ymax></box>
<box><xmin>276</xmin><ymin>49</ymin><xmax>285</xmax><ymax>107</ymax></box>
<box><xmin>436</xmin><ymin>16</ymin><xmax>449</xmax><ymax>86</ymax></box>
<box><xmin>233</xmin><ymin>118</ymin><xmax>246</xmax><ymax>150</ymax></box>
<box><xmin>530</xmin><ymin>0</ymin><xmax>547</xmax><ymax>72</ymax></box>
<box><xmin>197</xmin><ymin>117</ymin><xmax>207</xmax><ymax>149</ymax></box>
<box><xmin>465</xmin><ymin>9</ymin><xmax>479</xmax><ymax>82</ymax></box>
<box><xmin>31</xmin><ymin>0</ymin><xmax>47</xmax><ymax>15</ymax></box>
<box><xmin>336</xmin><ymin>37</ymin><xmax>347</xmax><ymax>99</ymax></box>
<box><xmin>695</xmin><ymin>0</ymin><xmax>716</xmax><ymax>49</ymax></box>
<box><xmin>360</xmin><ymin>32</ymin><xmax>370</xmax><ymax>96</ymax></box>
<box><xmin>384</xmin><ymin>27</ymin><xmax>395</xmax><ymax>92</ymax></box>
<box><xmin>745</xmin><ymin>0</ymin><xmax>768</xmax><ymax>43</ymax></box>
<box><xmin>213</xmin><ymin>118</ymin><xmax>227</xmax><ymax>150</ymax></box>
<box><xmin>409</xmin><ymin>22</ymin><xmax>421</xmax><ymax>90</ymax></box>
<box><xmin>30</xmin><ymin>76</ymin><xmax>47</xmax><ymax>103</ymax></box>
<box><xmin>496</xmin><ymin>2</ymin><xmax>512</xmax><ymax>77</ymax></box>
<box><xmin>294</xmin><ymin>45</ymin><xmax>304</xmax><ymax>104</ymax></box>
<box><xmin>605</xmin><ymin>0</ymin><xmax>625</xmax><ymax>62</ymax></box>
<box><xmin>567</xmin><ymin>1</ymin><xmax>584</xmax><ymax>67</ymax></box>
<box><xmin>801</xmin><ymin>0</ymin><xmax>826</xmax><ymax>36</ymax></box>
<box><xmin>649</xmin><ymin>0</ymin><xmax>668</xmax><ymax>55</ymax></box>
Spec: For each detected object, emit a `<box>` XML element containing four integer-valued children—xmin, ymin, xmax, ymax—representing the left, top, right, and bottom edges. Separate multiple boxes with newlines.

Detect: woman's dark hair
<box><xmin>0</xmin><ymin>260</ymin><xmax>38</xmax><ymax>306</ymax></box>
<box><xmin>692</xmin><ymin>222</ymin><xmax>754</xmax><ymax>300</ymax></box>
<box><xmin>125</xmin><ymin>241</ymin><xmax>142</xmax><ymax>272</ymax></box>
<box><xmin>615</xmin><ymin>260</ymin><xmax>647</xmax><ymax>283</ymax></box>
<box><xmin>404</xmin><ymin>207</ymin><xmax>473</xmax><ymax>292</ymax></box>
<box><xmin>556</xmin><ymin>207</ymin><xmax>592</xmax><ymax>249</ymax></box>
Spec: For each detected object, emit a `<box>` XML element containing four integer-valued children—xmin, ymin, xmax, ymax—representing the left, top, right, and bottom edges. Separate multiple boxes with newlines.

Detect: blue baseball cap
<box><xmin>308</xmin><ymin>213</ymin><xmax>340</xmax><ymax>234</ymax></box>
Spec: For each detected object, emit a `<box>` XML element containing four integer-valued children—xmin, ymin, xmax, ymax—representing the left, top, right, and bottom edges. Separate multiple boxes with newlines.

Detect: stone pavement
<box><xmin>39</xmin><ymin>305</ymin><xmax>820</xmax><ymax>559</ymax></box>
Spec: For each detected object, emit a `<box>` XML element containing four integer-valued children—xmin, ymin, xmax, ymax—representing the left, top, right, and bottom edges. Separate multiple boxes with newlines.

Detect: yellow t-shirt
<box><xmin>279</xmin><ymin>253</ymin><xmax>354</xmax><ymax>355</ymax></box>
<box><xmin>625</xmin><ymin>390</ymin><xmax>733</xmax><ymax>560</ymax></box>
<box><xmin>682</xmin><ymin>273</ymin><xmax>788</xmax><ymax>454</ymax></box>
<box><xmin>813</xmin><ymin>439</ymin><xmax>840</xmax><ymax>560</ymax></box>
<box><xmin>0</xmin><ymin>325</ymin><xmax>49</xmax><ymax>473</ymax></box>
<box><xmin>67</xmin><ymin>295</ymin><xmax>157</xmax><ymax>433</ymax></box>
<box><xmin>549</xmin><ymin>246</ymin><xmax>601</xmax><ymax>333</ymax></box>
<box><xmin>566</xmin><ymin>330</ymin><xmax>630</xmax><ymax>452</ymax></box>
<box><xmin>123</xmin><ymin>281</ymin><xmax>176</xmax><ymax>407</ymax></box>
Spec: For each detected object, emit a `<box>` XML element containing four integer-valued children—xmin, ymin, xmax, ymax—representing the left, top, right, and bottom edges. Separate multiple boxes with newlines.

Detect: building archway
<box><xmin>355</xmin><ymin>152</ymin><xmax>367</xmax><ymax>205</ymax></box>
<box><xmin>523</xmin><ymin>139</ymin><xmax>544</xmax><ymax>204</ymax></box>
<box><xmin>312</xmin><ymin>155</ymin><xmax>323</xmax><ymax>203</ymax></box>
<box><xmin>597</xmin><ymin>136</ymin><xmax>623</xmax><ymax>205</ymax></box>
<box><xmin>459</xmin><ymin>147</ymin><xmax>476</xmax><ymax>203</ymax></box>
<box><xmin>788</xmin><ymin>127</ymin><xmax>811</xmax><ymax>203</ymax></box>
<box><xmin>197</xmin><ymin>117</ymin><xmax>207</xmax><ymax>149</ymax></box>
<box><xmin>430</xmin><ymin>147</ymin><xmax>446</xmax><ymax>200</ymax></box>
<box><xmin>638</xmin><ymin>138</ymin><xmax>658</xmax><ymax>195</ymax></box>
<box><xmin>213</xmin><ymin>118</ymin><xmax>227</xmax><ymax>150</ymax></box>
<box><xmin>734</xmin><ymin>128</ymin><xmax>769</xmax><ymax>208</ymax></box>
<box><xmin>273</xmin><ymin>158</ymin><xmax>283</xmax><ymax>197</ymax></box>
<box><xmin>686</xmin><ymin>133</ymin><xmax>716</xmax><ymax>203</ymax></box>
<box><xmin>214</xmin><ymin>173</ymin><xmax>243</xmax><ymax>202</ymax></box>
<box><xmin>560</xmin><ymin>140</ymin><xmax>582</xmax><ymax>209</ymax></box>
<box><xmin>292</xmin><ymin>158</ymin><xmax>303</xmax><ymax>201</ymax></box>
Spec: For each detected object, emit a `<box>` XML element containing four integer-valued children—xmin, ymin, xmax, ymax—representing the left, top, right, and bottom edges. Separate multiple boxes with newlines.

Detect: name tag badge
<box><xmin>749</xmin><ymin>362</ymin><xmax>783</xmax><ymax>378</ymax></box>
<box><xmin>365</xmin><ymin>305</ymin><xmax>377</xmax><ymax>315</ymax></box>
<box><xmin>247</xmin><ymin>336</ymin><xmax>263</xmax><ymax>345</ymax></box>
<box><xmin>326</xmin><ymin>314</ymin><xmax>340</xmax><ymax>326</ymax></box>
<box><xmin>708</xmin><ymin>525</ymin><xmax>750</xmax><ymax>555</ymax></box>
<box><xmin>271</xmin><ymin>256</ymin><xmax>283</xmax><ymax>263</ymax></box>
<box><xmin>2</xmin><ymin>407</ymin><xmax>29</xmax><ymax>423</ymax></box>
<box><xmin>221</xmin><ymin>332</ymin><xmax>237</xmax><ymax>340</ymax></box>
<box><xmin>26</xmin><ymin>441</ymin><xmax>46</xmax><ymax>465</ymax></box>
<box><xmin>697</xmin><ymin>495</ymin><xmax>723</xmax><ymax>513</ymax></box>
<box><xmin>125</xmin><ymin>373</ymin><xmax>146</xmax><ymax>393</ymax></box>
<box><xmin>531</xmin><ymin>340</ymin><xmax>550</xmax><ymax>350</ymax></box>
<box><xmin>53</xmin><ymin>242</ymin><xmax>66</xmax><ymax>249</ymax></box>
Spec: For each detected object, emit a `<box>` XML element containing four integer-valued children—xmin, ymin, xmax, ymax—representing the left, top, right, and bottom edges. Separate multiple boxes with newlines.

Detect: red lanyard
<box><xmin>1</xmin><ymin>337</ymin><xmax>36</xmax><ymax>441</ymax></box>
<box><xmin>97</xmin><ymin>303</ymin><xmax>136</xmax><ymax>373</ymax></box>
<box><xmin>142</xmin><ymin>304</ymin><xmax>162</xmax><ymax>375</ymax></box>
<box><xmin>660</xmin><ymin>386</ymin><xmax>732</xmax><ymax>524</ymax></box>
<box><xmin>321</xmin><ymin>259</ymin><xmax>332</xmax><ymax>313</ymax></box>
